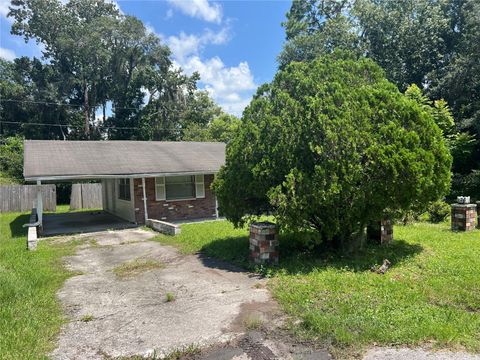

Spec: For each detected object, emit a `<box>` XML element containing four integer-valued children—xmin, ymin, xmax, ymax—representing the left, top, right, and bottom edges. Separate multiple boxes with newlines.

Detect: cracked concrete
<box><xmin>51</xmin><ymin>228</ymin><xmax>272</xmax><ymax>359</ymax></box>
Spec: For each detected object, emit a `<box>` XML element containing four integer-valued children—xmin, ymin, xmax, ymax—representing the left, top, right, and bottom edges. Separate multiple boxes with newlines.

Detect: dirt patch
<box><xmin>229</xmin><ymin>301</ymin><xmax>281</xmax><ymax>333</ymax></box>
<box><xmin>191</xmin><ymin>330</ymin><xmax>332</xmax><ymax>360</ymax></box>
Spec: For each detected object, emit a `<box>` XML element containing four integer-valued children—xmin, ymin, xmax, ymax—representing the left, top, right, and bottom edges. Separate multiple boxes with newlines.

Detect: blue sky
<box><xmin>0</xmin><ymin>0</ymin><xmax>292</xmax><ymax>116</ymax></box>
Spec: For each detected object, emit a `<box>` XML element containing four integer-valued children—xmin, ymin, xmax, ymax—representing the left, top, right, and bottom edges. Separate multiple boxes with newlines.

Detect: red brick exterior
<box><xmin>133</xmin><ymin>174</ymin><xmax>217</xmax><ymax>224</ymax></box>
<box><xmin>451</xmin><ymin>203</ymin><xmax>477</xmax><ymax>231</ymax></box>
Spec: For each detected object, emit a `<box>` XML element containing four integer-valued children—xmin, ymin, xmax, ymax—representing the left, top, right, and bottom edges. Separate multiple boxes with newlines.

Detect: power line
<box><xmin>0</xmin><ymin>120</ymin><xmax>195</xmax><ymax>132</ymax></box>
<box><xmin>0</xmin><ymin>98</ymin><xmax>185</xmax><ymax>113</ymax></box>
<box><xmin>0</xmin><ymin>98</ymin><xmax>140</xmax><ymax>111</ymax></box>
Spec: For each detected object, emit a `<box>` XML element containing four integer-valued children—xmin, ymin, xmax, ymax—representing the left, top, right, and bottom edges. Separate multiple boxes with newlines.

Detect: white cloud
<box><xmin>167</xmin><ymin>0</ymin><xmax>222</xmax><ymax>23</ymax></box>
<box><xmin>165</xmin><ymin>27</ymin><xmax>229</xmax><ymax>62</ymax></box>
<box><xmin>0</xmin><ymin>47</ymin><xmax>16</xmax><ymax>61</ymax></box>
<box><xmin>0</xmin><ymin>0</ymin><xmax>12</xmax><ymax>22</ymax></box>
<box><xmin>175</xmin><ymin>55</ymin><xmax>256</xmax><ymax>116</ymax></box>
<box><xmin>165</xmin><ymin>8</ymin><xmax>174</xmax><ymax>20</ymax></box>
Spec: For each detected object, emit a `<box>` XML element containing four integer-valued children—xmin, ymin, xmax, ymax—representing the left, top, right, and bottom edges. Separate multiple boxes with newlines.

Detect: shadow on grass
<box><xmin>199</xmin><ymin>232</ymin><xmax>423</xmax><ymax>275</ymax></box>
<box><xmin>9</xmin><ymin>214</ymin><xmax>29</xmax><ymax>238</ymax></box>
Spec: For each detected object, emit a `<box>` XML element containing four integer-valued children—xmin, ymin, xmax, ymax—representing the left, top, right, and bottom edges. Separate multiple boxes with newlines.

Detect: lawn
<box><xmin>0</xmin><ymin>210</ymin><xmax>77</xmax><ymax>360</ymax></box>
<box><xmin>154</xmin><ymin>220</ymin><xmax>480</xmax><ymax>354</ymax></box>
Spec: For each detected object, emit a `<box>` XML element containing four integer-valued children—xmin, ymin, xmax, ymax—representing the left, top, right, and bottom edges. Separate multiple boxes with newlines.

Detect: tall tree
<box><xmin>7</xmin><ymin>0</ymin><xmax>205</xmax><ymax>141</ymax></box>
<box><xmin>279</xmin><ymin>0</ymin><xmax>480</xmax><ymax>195</ymax></box>
<box><xmin>213</xmin><ymin>55</ymin><xmax>451</xmax><ymax>249</ymax></box>
<box><xmin>10</xmin><ymin>0</ymin><xmax>120</xmax><ymax>137</ymax></box>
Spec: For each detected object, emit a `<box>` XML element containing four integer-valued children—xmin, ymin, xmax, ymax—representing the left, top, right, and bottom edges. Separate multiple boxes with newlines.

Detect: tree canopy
<box><xmin>279</xmin><ymin>0</ymin><xmax>480</xmax><ymax>197</ymax></box>
<box><xmin>213</xmin><ymin>55</ymin><xmax>452</xmax><ymax>248</ymax></box>
<box><xmin>1</xmin><ymin>0</ymin><xmax>226</xmax><ymax>141</ymax></box>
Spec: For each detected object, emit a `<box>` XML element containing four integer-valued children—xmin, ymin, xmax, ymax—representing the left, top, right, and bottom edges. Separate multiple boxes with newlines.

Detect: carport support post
<box><xmin>142</xmin><ymin>177</ymin><xmax>148</xmax><ymax>224</ymax></box>
<box><xmin>36</xmin><ymin>180</ymin><xmax>43</xmax><ymax>229</ymax></box>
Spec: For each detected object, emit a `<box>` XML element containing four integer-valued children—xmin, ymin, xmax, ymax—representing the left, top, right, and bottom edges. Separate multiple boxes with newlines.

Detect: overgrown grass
<box><xmin>0</xmin><ymin>211</ymin><xmax>78</xmax><ymax>359</ymax></box>
<box><xmin>112</xmin><ymin>258</ymin><xmax>164</xmax><ymax>279</ymax></box>
<box><xmin>155</xmin><ymin>220</ymin><xmax>480</xmax><ymax>354</ymax></box>
<box><xmin>154</xmin><ymin>220</ymin><xmax>250</xmax><ymax>265</ymax></box>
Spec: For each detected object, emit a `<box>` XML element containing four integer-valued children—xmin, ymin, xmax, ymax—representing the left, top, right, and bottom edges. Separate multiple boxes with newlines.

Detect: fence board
<box><xmin>70</xmin><ymin>183</ymin><xmax>103</xmax><ymax>210</ymax></box>
<box><xmin>0</xmin><ymin>185</ymin><xmax>56</xmax><ymax>213</ymax></box>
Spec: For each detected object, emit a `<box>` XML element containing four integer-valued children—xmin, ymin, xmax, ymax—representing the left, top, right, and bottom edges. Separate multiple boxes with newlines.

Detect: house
<box><xmin>23</xmin><ymin>140</ymin><xmax>225</xmax><ymax>227</ymax></box>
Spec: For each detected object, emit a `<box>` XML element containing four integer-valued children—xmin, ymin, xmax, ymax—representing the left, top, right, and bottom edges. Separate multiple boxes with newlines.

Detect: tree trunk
<box><xmin>103</xmin><ymin>102</ymin><xmax>106</xmax><ymax>123</ymax></box>
<box><xmin>83</xmin><ymin>81</ymin><xmax>90</xmax><ymax>137</ymax></box>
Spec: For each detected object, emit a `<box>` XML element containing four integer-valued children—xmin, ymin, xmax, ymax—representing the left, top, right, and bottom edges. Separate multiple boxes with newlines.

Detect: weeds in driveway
<box><xmin>114</xmin><ymin>344</ymin><xmax>200</xmax><ymax>360</ymax></box>
<box><xmin>163</xmin><ymin>344</ymin><xmax>201</xmax><ymax>360</ymax></box>
<box><xmin>80</xmin><ymin>314</ymin><xmax>94</xmax><ymax>322</ymax></box>
<box><xmin>165</xmin><ymin>292</ymin><xmax>176</xmax><ymax>302</ymax></box>
<box><xmin>112</xmin><ymin>258</ymin><xmax>164</xmax><ymax>279</ymax></box>
<box><xmin>243</xmin><ymin>315</ymin><xmax>263</xmax><ymax>330</ymax></box>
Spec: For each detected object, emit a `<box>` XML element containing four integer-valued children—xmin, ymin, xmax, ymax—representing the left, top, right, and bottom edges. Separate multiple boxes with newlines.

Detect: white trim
<box><xmin>142</xmin><ymin>177</ymin><xmax>148</xmax><ymax>223</ymax></box>
<box><xmin>195</xmin><ymin>174</ymin><xmax>205</xmax><ymax>199</ymax></box>
<box><xmin>155</xmin><ymin>176</ymin><xmax>166</xmax><ymax>201</ymax></box>
<box><xmin>25</xmin><ymin>171</ymin><xmax>218</xmax><ymax>182</ymax></box>
<box><xmin>36</xmin><ymin>180</ymin><xmax>43</xmax><ymax>228</ymax></box>
<box><xmin>164</xmin><ymin>197</ymin><xmax>196</xmax><ymax>202</ymax></box>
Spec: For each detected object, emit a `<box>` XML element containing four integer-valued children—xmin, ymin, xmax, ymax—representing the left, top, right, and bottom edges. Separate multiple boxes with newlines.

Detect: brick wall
<box><xmin>133</xmin><ymin>174</ymin><xmax>217</xmax><ymax>224</ymax></box>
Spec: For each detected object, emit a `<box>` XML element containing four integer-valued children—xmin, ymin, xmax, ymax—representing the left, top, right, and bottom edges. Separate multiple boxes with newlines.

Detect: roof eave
<box><xmin>24</xmin><ymin>170</ymin><xmax>219</xmax><ymax>182</ymax></box>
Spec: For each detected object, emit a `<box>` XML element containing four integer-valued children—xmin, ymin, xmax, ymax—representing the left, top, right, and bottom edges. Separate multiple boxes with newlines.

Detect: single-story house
<box><xmin>23</xmin><ymin>140</ymin><xmax>225</xmax><ymax>226</ymax></box>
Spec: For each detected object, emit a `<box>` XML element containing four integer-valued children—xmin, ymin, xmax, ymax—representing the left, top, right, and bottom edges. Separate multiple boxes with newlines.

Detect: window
<box><xmin>155</xmin><ymin>177</ymin><xmax>166</xmax><ymax>201</ymax></box>
<box><xmin>155</xmin><ymin>175</ymin><xmax>206</xmax><ymax>201</ymax></box>
<box><xmin>118</xmin><ymin>178</ymin><xmax>131</xmax><ymax>201</ymax></box>
<box><xmin>166</xmin><ymin>175</ymin><xmax>195</xmax><ymax>200</ymax></box>
<box><xmin>195</xmin><ymin>174</ymin><xmax>205</xmax><ymax>198</ymax></box>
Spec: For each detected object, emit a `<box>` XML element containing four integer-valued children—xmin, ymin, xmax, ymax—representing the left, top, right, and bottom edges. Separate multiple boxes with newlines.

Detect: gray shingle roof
<box><xmin>24</xmin><ymin>140</ymin><xmax>225</xmax><ymax>181</ymax></box>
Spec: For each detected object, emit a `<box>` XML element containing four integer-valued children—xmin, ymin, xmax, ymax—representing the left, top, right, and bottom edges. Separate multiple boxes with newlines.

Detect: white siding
<box><xmin>102</xmin><ymin>178</ymin><xmax>135</xmax><ymax>222</ymax></box>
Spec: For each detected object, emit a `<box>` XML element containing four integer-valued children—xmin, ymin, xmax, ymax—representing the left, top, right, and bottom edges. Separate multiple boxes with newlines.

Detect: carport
<box><xmin>42</xmin><ymin>211</ymin><xmax>136</xmax><ymax>236</ymax></box>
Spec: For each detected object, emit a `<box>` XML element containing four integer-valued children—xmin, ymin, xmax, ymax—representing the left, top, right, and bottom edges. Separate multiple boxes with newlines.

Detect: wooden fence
<box><xmin>70</xmin><ymin>183</ymin><xmax>103</xmax><ymax>210</ymax></box>
<box><xmin>0</xmin><ymin>185</ymin><xmax>56</xmax><ymax>213</ymax></box>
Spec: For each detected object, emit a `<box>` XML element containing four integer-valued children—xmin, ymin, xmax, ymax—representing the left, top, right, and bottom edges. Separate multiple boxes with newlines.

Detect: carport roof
<box><xmin>24</xmin><ymin>140</ymin><xmax>225</xmax><ymax>181</ymax></box>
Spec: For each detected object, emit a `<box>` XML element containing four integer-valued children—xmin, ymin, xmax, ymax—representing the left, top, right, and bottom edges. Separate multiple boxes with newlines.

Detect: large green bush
<box><xmin>427</xmin><ymin>200</ymin><xmax>451</xmax><ymax>223</ymax></box>
<box><xmin>213</xmin><ymin>54</ymin><xmax>452</xmax><ymax>248</ymax></box>
<box><xmin>0</xmin><ymin>136</ymin><xmax>23</xmax><ymax>182</ymax></box>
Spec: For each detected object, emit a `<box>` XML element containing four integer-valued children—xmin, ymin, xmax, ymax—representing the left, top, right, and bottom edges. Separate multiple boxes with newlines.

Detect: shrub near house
<box><xmin>213</xmin><ymin>54</ymin><xmax>452</xmax><ymax>249</ymax></box>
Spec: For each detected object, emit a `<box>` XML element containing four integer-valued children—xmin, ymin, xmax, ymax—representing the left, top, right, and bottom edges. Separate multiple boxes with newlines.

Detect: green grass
<box><xmin>154</xmin><ymin>220</ymin><xmax>250</xmax><ymax>264</ymax></box>
<box><xmin>53</xmin><ymin>204</ymin><xmax>102</xmax><ymax>214</ymax></box>
<box><xmin>112</xmin><ymin>257</ymin><xmax>165</xmax><ymax>279</ymax></box>
<box><xmin>0</xmin><ymin>174</ymin><xmax>20</xmax><ymax>185</ymax></box>
<box><xmin>0</xmin><ymin>211</ymin><xmax>78</xmax><ymax>359</ymax></box>
<box><xmin>154</xmin><ymin>220</ymin><xmax>480</xmax><ymax>354</ymax></box>
<box><xmin>165</xmin><ymin>292</ymin><xmax>176</xmax><ymax>302</ymax></box>
<box><xmin>80</xmin><ymin>314</ymin><xmax>94</xmax><ymax>322</ymax></box>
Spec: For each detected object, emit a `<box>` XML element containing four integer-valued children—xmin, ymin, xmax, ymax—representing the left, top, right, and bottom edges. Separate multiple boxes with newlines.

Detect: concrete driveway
<box><xmin>51</xmin><ymin>228</ymin><xmax>276</xmax><ymax>359</ymax></box>
<box><xmin>42</xmin><ymin>211</ymin><xmax>136</xmax><ymax>237</ymax></box>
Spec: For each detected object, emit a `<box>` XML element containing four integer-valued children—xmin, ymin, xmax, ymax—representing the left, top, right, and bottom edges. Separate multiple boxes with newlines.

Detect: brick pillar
<box><xmin>477</xmin><ymin>202</ymin><xmax>480</xmax><ymax>229</ymax></box>
<box><xmin>367</xmin><ymin>219</ymin><xmax>393</xmax><ymax>244</ymax></box>
<box><xmin>380</xmin><ymin>219</ymin><xmax>393</xmax><ymax>244</ymax></box>
<box><xmin>451</xmin><ymin>203</ymin><xmax>477</xmax><ymax>231</ymax></box>
<box><xmin>249</xmin><ymin>222</ymin><xmax>279</xmax><ymax>265</ymax></box>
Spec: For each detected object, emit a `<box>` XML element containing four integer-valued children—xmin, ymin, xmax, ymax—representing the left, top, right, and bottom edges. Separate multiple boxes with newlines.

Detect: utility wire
<box><xmin>0</xmin><ymin>120</ymin><xmax>199</xmax><ymax>132</ymax></box>
<box><xmin>0</xmin><ymin>98</ymin><xmax>185</xmax><ymax>113</ymax></box>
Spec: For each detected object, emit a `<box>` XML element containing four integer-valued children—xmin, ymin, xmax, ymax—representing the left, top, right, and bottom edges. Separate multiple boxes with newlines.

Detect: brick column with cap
<box><xmin>367</xmin><ymin>219</ymin><xmax>393</xmax><ymax>244</ymax></box>
<box><xmin>249</xmin><ymin>222</ymin><xmax>279</xmax><ymax>265</ymax></box>
<box><xmin>451</xmin><ymin>203</ymin><xmax>476</xmax><ymax>231</ymax></box>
